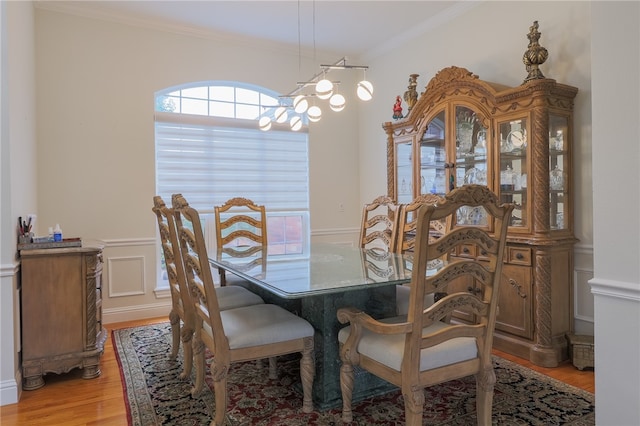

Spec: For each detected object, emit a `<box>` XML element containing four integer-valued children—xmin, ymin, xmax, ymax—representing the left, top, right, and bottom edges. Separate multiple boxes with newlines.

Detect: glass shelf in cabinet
<box><xmin>500</xmin><ymin>151</ymin><xmax>526</xmax><ymax>160</ymax></box>
<box><xmin>499</xmin><ymin>188</ymin><xmax>528</xmax><ymax>196</ymax></box>
<box><xmin>457</xmin><ymin>153</ymin><xmax>487</xmax><ymax>164</ymax></box>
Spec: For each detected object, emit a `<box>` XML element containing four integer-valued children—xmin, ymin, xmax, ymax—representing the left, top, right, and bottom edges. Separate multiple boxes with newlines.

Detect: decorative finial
<box><xmin>403</xmin><ymin>74</ymin><xmax>419</xmax><ymax>113</ymax></box>
<box><xmin>522</xmin><ymin>21</ymin><xmax>549</xmax><ymax>83</ymax></box>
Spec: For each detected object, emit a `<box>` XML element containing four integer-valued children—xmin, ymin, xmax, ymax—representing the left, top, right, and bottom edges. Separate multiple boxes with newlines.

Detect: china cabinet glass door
<box><xmin>549</xmin><ymin>114</ymin><xmax>569</xmax><ymax>230</ymax></box>
<box><xmin>498</xmin><ymin>118</ymin><xmax>528</xmax><ymax>228</ymax></box>
<box><xmin>395</xmin><ymin>139</ymin><xmax>413</xmax><ymax>204</ymax></box>
<box><xmin>419</xmin><ymin>110</ymin><xmax>446</xmax><ymax>197</ymax></box>
<box><xmin>454</xmin><ymin>106</ymin><xmax>489</xmax><ymax>226</ymax></box>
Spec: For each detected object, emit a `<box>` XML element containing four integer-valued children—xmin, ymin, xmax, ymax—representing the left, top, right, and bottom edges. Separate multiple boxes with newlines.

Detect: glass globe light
<box><xmin>307</xmin><ymin>105</ymin><xmax>322</xmax><ymax>122</ymax></box>
<box><xmin>293</xmin><ymin>95</ymin><xmax>308</xmax><ymax>113</ymax></box>
<box><xmin>357</xmin><ymin>80</ymin><xmax>374</xmax><ymax>101</ymax></box>
<box><xmin>274</xmin><ymin>106</ymin><xmax>288</xmax><ymax>123</ymax></box>
<box><xmin>315</xmin><ymin>78</ymin><xmax>333</xmax><ymax>100</ymax></box>
<box><xmin>329</xmin><ymin>93</ymin><xmax>346</xmax><ymax>112</ymax></box>
<box><xmin>290</xmin><ymin>116</ymin><xmax>302</xmax><ymax>131</ymax></box>
<box><xmin>259</xmin><ymin>116</ymin><xmax>272</xmax><ymax>131</ymax></box>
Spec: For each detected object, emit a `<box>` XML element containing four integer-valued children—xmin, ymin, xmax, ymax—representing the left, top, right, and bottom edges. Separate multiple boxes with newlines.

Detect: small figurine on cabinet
<box><xmin>392</xmin><ymin>96</ymin><xmax>403</xmax><ymax>120</ymax></box>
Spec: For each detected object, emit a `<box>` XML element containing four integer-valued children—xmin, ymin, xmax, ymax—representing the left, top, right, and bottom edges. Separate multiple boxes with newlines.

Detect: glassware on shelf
<box><xmin>457</xmin><ymin>206</ymin><xmax>487</xmax><ymax>226</ymax></box>
<box><xmin>433</xmin><ymin>172</ymin><xmax>446</xmax><ymax>194</ymax></box>
<box><xmin>500</xmin><ymin>134</ymin><xmax>514</xmax><ymax>153</ymax></box>
<box><xmin>473</xmin><ymin>129</ymin><xmax>487</xmax><ymax>158</ymax></box>
<box><xmin>550</xmin><ymin>130</ymin><xmax>564</xmax><ymax>151</ymax></box>
<box><xmin>464</xmin><ymin>167</ymin><xmax>487</xmax><ymax>185</ymax></box>
<box><xmin>456</xmin><ymin>110</ymin><xmax>475</xmax><ymax>155</ymax></box>
<box><xmin>550</xmin><ymin>165</ymin><xmax>565</xmax><ymax>190</ymax></box>
<box><xmin>500</xmin><ymin>165</ymin><xmax>516</xmax><ymax>191</ymax></box>
<box><xmin>401</xmin><ymin>178</ymin><xmax>407</xmax><ymax>194</ymax></box>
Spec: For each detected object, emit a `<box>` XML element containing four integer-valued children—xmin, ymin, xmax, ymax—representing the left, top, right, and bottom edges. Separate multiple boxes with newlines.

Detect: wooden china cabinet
<box><xmin>383</xmin><ymin>29</ymin><xmax>578</xmax><ymax>367</ymax></box>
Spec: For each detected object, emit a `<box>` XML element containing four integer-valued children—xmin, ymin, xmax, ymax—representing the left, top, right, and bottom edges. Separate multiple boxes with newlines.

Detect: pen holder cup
<box><xmin>19</xmin><ymin>233</ymin><xmax>33</xmax><ymax>244</ymax></box>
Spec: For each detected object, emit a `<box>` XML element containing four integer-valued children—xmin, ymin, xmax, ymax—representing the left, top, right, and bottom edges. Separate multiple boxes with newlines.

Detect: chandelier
<box><xmin>258</xmin><ymin>58</ymin><xmax>374</xmax><ymax>132</ymax></box>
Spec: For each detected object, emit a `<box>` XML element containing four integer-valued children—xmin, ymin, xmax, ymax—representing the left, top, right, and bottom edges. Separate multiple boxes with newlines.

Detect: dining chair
<box><xmin>359</xmin><ymin>195</ymin><xmax>401</xmax><ymax>251</ymax></box>
<box><xmin>173</xmin><ymin>194</ymin><xmax>315</xmax><ymax>426</ymax></box>
<box><xmin>337</xmin><ymin>185</ymin><xmax>513</xmax><ymax>425</ymax></box>
<box><xmin>153</xmin><ymin>196</ymin><xmax>266</xmax><ymax>377</ymax></box>
<box><xmin>394</xmin><ymin>193</ymin><xmax>448</xmax><ymax>316</ymax></box>
<box><xmin>214</xmin><ymin>197</ymin><xmax>268</xmax><ymax>286</ymax></box>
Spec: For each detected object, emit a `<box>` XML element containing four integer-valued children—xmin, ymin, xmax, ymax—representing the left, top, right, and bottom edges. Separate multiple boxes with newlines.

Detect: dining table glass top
<box><xmin>209</xmin><ymin>242</ymin><xmax>413</xmax><ymax>299</ymax></box>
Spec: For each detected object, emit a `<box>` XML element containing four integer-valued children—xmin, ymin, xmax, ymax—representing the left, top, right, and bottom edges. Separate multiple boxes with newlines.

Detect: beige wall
<box><xmin>33</xmin><ymin>7</ymin><xmax>363</xmax><ymax>321</ymax></box>
<box><xmin>1</xmin><ymin>0</ymin><xmax>38</xmax><ymax>405</ymax></box>
<box><xmin>590</xmin><ymin>2</ymin><xmax>640</xmax><ymax>423</ymax></box>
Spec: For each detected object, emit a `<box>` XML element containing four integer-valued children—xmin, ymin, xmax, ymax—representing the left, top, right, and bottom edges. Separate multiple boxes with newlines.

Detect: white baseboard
<box><xmin>102</xmin><ymin>302</ymin><xmax>171</xmax><ymax>325</ymax></box>
<box><xmin>0</xmin><ymin>378</ymin><xmax>19</xmax><ymax>406</ymax></box>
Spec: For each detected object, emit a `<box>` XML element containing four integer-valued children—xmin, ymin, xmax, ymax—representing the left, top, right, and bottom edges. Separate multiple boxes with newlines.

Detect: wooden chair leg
<box><xmin>475</xmin><ymin>365</ymin><xmax>496</xmax><ymax>426</ymax></box>
<box><xmin>191</xmin><ymin>338</ymin><xmax>205</xmax><ymax>397</ymax></box>
<box><xmin>168</xmin><ymin>310</ymin><xmax>180</xmax><ymax>360</ymax></box>
<box><xmin>300</xmin><ymin>337</ymin><xmax>315</xmax><ymax>413</ymax></box>
<box><xmin>212</xmin><ymin>362</ymin><xmax>229</xmax><ymax>426</ymax></box>
<box><xmin>179</xmin><ymin>325</ymin><xmax>193</xmax><ymax>379</ymax></box>
<box><xmin>403</xmin><ymin>387</ymin><xmax>425</xmax><ymax>426</ymax></box>
<box><xmin>340</xmin><ymin>362</ymin><xmax>355</xmax><ymax>422</ymax></box>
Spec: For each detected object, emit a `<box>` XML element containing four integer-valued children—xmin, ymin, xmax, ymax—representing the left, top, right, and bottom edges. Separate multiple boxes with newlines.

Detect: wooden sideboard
<box><xmin>20</xmin><ymin>245</ymin><xmax>106</xmax><ymax>390</ymax></box>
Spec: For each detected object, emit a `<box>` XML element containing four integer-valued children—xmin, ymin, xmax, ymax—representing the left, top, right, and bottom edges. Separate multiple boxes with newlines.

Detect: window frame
<box><xmin>154</xmin><ymin>81</ymin><xmax>310</xmax><ymax>290</ymax></box>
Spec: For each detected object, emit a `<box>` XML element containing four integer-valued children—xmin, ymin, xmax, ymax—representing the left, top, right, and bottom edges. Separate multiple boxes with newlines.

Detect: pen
<box><xmin>18</xmin><ymin>217</ymin><xmax>23</xmax><ymax>235</ymax></box>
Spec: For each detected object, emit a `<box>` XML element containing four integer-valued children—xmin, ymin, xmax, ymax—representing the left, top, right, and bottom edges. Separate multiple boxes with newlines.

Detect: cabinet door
<box><xmin>395</xmin><ymin>138</ymin><xmax>414</xmax><ymax>204</ymax></box>
<box><xmin>549</xmin><ymin>114</ymin><xmax>569</xmax><ymax>230</ymax></box>
<box><xmin>453</xmin><ymin>105</ymin><xmax>491</xmax><ymax>226</ymax></box>
<box><xmin>497</xmin><ymin>117</ymin><xmax>529</xmax><ymax>229</ymax></box>
<box><xmin>496</xmin><ymin>263</ymin><xmax>533</xmax><ymax>339</ymax></box>
<box><xmin>447</xmin><ymin>273</ymin><xmax>477</xmax><ymax>323</ymax></box>
<box><xmin>419</xmin><ymin>110</ymin><xmax>446</xmax><ymax>198</ymax></box>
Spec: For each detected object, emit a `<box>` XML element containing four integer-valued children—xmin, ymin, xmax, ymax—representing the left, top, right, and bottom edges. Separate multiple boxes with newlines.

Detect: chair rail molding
<box><xmin>589</xmin><ymin>277</ymin><xmax>640</xmax><ymax>302</ymax></box>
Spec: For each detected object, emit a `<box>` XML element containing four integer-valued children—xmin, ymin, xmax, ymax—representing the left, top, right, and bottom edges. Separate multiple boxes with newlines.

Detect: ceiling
<box><xmin>35</xmin><ymin>1</ymin><xmax>475</xmax><ymax>59</ymax></box>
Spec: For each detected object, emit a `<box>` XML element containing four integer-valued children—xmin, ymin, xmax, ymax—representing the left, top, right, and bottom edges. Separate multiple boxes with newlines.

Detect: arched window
<box><xmin>154</xmin><ymin>82</ymin><xmax>310</xmax><ymax>286</ymax></box>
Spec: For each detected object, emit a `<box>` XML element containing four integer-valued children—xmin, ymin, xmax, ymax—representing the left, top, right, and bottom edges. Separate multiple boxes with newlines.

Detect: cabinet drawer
<box><xmin>457</xmin><ymin>244</ymin><xmax>477</xmax><ymax>258</ymax></box>
<box><xmin>505</xmin><ymin>247</ymin><xmax>532</xmax><ymax>265</ymax></box>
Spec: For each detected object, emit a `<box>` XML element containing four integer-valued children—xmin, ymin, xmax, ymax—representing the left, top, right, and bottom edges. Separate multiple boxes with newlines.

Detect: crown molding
<box><xmin>33</xmin><ymin>1</ymin><xmax>340</xmax><ymax>59</ymax></box>
<box><xmin>363</xmin><ymin>1</ymin><xmax>482</xmax><ymax>61</ymax></box>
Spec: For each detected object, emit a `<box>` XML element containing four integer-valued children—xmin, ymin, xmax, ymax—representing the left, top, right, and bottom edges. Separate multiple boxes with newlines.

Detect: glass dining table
<box><xmin>209</xmin><ymin>242</ymin><xmax>412</xmax><ymax>410</ymax></box>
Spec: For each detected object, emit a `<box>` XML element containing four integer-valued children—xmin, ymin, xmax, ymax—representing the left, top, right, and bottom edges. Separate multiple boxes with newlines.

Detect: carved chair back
<box><xmin>338</xmin><ymin>185</ymin><xmax>514</xmax><ymax>425</ymax></box>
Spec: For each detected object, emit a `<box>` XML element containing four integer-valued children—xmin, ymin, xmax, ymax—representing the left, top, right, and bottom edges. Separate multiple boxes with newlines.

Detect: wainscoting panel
<box><xmin>575</xmin><ymin>268</ymin><xmax>595</xmax><ymax>322</ymax></box>
<box><xmin>574</xmin><ymin>245</ymin><xmax>594</xmax><ymax>335</ymax></box>
<box><xmin>107</xmin><ymin>256</ymin><xmax>146</xmax><ymax>297</ymax></box>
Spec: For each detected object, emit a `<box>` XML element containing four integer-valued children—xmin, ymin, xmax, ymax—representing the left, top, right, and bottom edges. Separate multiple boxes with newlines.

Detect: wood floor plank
<box><xmin>0</xmin><ymin>317</ymin><xmax>594</xmax><ymax>425</ymax></box>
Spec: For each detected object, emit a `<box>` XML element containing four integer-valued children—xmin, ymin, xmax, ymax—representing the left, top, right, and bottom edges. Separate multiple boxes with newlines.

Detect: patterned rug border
<box><xmin>112</xmin><ymin>322</ymin><xmax>595</xmax><ymax>425</ymax></box>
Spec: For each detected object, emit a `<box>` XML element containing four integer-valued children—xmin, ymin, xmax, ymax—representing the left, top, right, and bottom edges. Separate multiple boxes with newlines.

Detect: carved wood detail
<box><xmin>383</xmin><ymin>64</ymin><xmax>577</xmax><ymax>367</ymax></box>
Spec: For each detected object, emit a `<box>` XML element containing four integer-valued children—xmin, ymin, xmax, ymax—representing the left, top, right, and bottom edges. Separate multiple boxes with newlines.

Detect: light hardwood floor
<box><xmin>0</xmin><ymin>317</ymin><xmax>594</xmax><ymax>425</ymax></box>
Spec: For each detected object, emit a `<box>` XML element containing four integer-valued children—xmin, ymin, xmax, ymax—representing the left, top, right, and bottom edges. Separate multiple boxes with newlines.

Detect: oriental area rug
<box><xmin>113</xmin><ymin>322</ymin><xmax>595</xmax><ymax>425</ymax></box>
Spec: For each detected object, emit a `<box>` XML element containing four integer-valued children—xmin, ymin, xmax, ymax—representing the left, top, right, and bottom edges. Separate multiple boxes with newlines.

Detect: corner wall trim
<box><xmin>0</xmin><ymin>378</ymin><xmax>19</xmax><ymax>406</ymax></box>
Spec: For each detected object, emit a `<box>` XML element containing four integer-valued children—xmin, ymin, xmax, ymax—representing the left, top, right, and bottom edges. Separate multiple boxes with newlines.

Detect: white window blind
<box><xmin>155</xmin><ymin>112</ymin><xmax>309</xmax><ymax>214</ymax></box>
<box><xmin>154</xmin><ymin>83</ymin><xmax>310</xmax><ymax>290</ymax></box>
